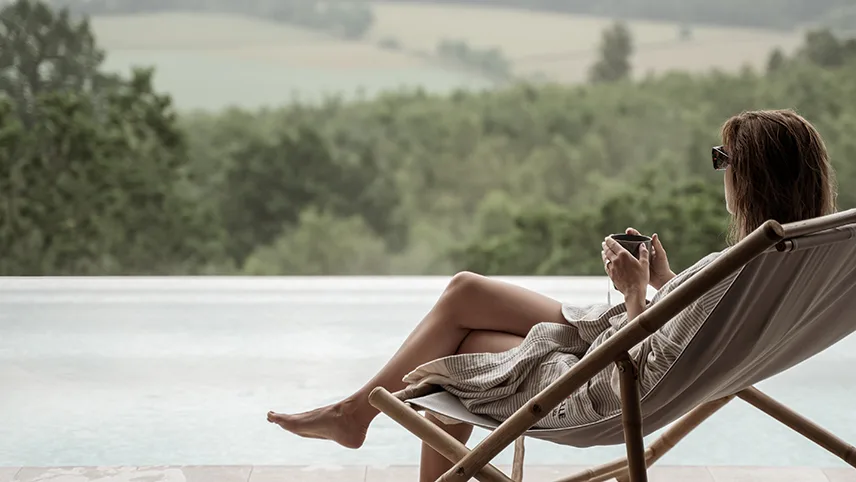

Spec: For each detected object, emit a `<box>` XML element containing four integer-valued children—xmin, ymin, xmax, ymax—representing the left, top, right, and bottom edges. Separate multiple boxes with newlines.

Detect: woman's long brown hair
<box><xmin>720</xmin><ymin>109</ymin><xmax>838</xmax><ymax>243</ymax></box>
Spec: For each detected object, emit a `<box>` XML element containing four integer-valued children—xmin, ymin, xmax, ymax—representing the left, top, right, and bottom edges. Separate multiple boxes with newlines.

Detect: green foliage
<box><xmin>0</xmin><ymin>71</ymin><xmax>224</xmax><ymax>275</ymax></box>
<box><xmin>4</xmin><ymin>1</ymin><xmax>856</xmax><ymax>276</ymax></box>
<box><xmin>796</xmin><ymin>29</ymin><xmax>856</xmax><ymax>68</ymax></box>
<box><xmin>0</xmin><ymin>0</ymin><xmax>115</xmax><ymax>124</ymax></box>
<box><xmin>243</xmin><ymin>208</ymin><xmax>389</xmax><ymax>275</ymax></box>
<box><xmin>766</xmin><ymin>48</ymin><xmax>787</xmax><ymax>73</ymax></box>
<box><xmin>453</xmin><ymin>165</ymin><xmax>729</xmax><ymax>275</ymax></box>
<box><xmin>214</xmin><ymin>119</ymin><xmax>402</xmax><ymax>265</ymax></box>
<box><xmin>589</xmin><ymin>21</ymin><xmax>634</xmax><ymax>83</ymax></box>
<box><xmin>436</xmin><ymin>39</ymin><xmax>512</xmax><ymax>81</ymax></box>
<box><xmin>0</xmin><ymin>0</ymin><xmax>223</xmax><ymax>275</ymax></box>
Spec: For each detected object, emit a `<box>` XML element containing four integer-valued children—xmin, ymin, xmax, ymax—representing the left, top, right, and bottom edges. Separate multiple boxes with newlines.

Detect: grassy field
<box><xmin>91</xmin><ymin>12</ymin><xmax>493</xmax><ymax>111</ymax></box>
<box><xmin>87</xmin><ymin>5</ymin><xmax>805</xmax><ymax>111</ymax></box>
<box><xmin>367</xmin><ymin>2</ymin><xmax>805</xmax><ymax>82</ymax></box>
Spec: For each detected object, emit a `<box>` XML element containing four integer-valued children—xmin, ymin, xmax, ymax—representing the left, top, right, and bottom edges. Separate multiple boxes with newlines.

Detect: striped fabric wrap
<box><xmin>402</xmin><ymin>250</ymin><xmax>741</xmax><ymax>429</ymax></box>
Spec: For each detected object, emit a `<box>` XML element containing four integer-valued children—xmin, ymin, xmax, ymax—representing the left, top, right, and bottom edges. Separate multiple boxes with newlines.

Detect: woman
<box><xmin>267</xmin><ymin>109</ymin><xmax>837</xmax><ymax>481</ymax></box>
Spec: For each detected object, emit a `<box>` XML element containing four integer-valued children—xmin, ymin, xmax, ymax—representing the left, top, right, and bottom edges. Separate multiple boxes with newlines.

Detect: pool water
<box><xmin>1</xmin><ymin>277</ymin><xmax>855</xmax><ymax>468</ymax></box>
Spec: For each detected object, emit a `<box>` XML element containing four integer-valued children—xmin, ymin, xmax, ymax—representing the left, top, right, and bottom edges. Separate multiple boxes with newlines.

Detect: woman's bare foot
<box><xmin>267</xmin><ymin>399</ymin><xmax>369</xmax><ymax>449</ymax></box>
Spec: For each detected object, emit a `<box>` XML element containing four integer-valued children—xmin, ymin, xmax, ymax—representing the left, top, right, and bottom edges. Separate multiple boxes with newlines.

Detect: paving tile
<box><xmin>365</xmin><ymin>464</ymin><xmax>519</xmax><ymax>481</ymax></box>
<box><xmin>248</xmin><ymin>465</ymin><xmax>366</xmax><ymax>482</ymax></box>
<box><xmin>824</xmin><ymin>468</ymin><xmax>856</xmax><ymax>482</ymax></box>
<box><xmin>179</xmin><ymin>466</ymin><xmax>252</xmax><ymax>482</ymax></box>
<box><xmin>0</xmin><ymin>468</ymin><xmax>21</xmax><ymax>482</ymax></box>
<box><xmin>13</xmin><ymin>466</ymin><xmax>190</xmax><ymax>482</ymax></box>
<box><xmin>496</xmin><ymin>465</ymin><xmax>513</xmax><ymax>476</ymax></box>
<box><xmin>10</xmin><ymin>466</ymin><xmax>851</xmax><ymax>482</ymax></box>
<box><xmin>515</xmin><ymin>465</ymin><xmax>713</xmax><ymax>482</ymax></box>
<box><xmin>707</xmin><ymin>466</ymin><xmax>829</xmax><ymax>482</ymax></box>
<box><xmin>513</xmin><ymin>465</ymin><xmax>591</xmax><ymax>481</ymax></box>
<box><xmin>365</xmin><ymin>465</ymin><xmax>417</xmax><ymax>481</ymax></box>
<box><xmin>648</xmin><ymin>466</ymin><xmax>714</xmax><ymax>481</ymax></box>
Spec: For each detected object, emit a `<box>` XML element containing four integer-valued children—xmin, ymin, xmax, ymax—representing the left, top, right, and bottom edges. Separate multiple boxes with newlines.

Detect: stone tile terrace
<box><xmin>1</xmin><ymin>465</ymin><xmax>854</xmax><ymax>482</ymax></box>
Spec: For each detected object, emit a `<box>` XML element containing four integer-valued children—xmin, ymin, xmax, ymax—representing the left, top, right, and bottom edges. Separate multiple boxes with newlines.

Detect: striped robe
<box><xmin>402</xmin><ymin>250</ymin><xmax>739</xmax><ymax>429</ymax></box>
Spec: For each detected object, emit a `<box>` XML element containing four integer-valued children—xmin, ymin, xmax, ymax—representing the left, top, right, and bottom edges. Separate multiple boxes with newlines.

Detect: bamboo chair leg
<box><xmin>512</xmin><ymin>436</ymin><xmax>525</xmax><ymax>481</ymax></box>
<box><xmin>737</xmin><ymin>387</ymin><xmax>856</xmax><ymax>467</ymax></box>
<box><xmin>368</xmin><ymin>387</ymin><xmax>514</xmax><ymax>482</ymax></box>
<box><xmin>617</xmin><ymin>355</ymin><xmax>647</xmax><ymax>482</ymax></box>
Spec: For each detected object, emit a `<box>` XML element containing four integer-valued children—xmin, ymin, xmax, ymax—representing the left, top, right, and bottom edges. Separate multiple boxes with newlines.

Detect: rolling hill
<box><xmin>86</xmin><ymin>4</ymin><xmax>805</xmax><ymax>110</ymax></box>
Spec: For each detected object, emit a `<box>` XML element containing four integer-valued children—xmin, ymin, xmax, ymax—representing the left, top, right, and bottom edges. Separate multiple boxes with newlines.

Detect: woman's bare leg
<box><xmin>267</xmin><ymin>271</ymin><xmax>565</xmax><ymax>449</ymax></box>
<box><xmin>421</xmin><ymin>413</ymin><xmax>473</xmax><ymax>482</ymax></box>
<box><xmin>420</xmin><ymin>330</ymin><xmax>524</xmax><ymax>482</ymax></box>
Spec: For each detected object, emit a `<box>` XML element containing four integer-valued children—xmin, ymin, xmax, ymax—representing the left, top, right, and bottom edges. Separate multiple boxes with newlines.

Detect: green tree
<box><xmin>0</xmin><ymin>0</ymin><xmax>114</xmax><ymax>126</ymax></box>
<box><xmin>220</xmin><ymin>125</ymin><xmax>336</xmax><ymax>264</ymax></box>
<box><xmin>436</xmin><ymin>39</ymin><xmax>512</xmax><ymax>80</ymax></box>
<box><xmin>589</xmin><ymin>21</ymin><xmax>634</xmax><ymax>83</ymax></box>
<box><xmin>800</xmin><ymin>29</ymin><xmax>846</xmax><ymax>67</ymax></box>
<box><xmin>243</xmin><ymin>208</ymin><xmax>389</xmax><ymax>275</ymax></box>
<box><xmin>767</xmin><ymin>48</ymin><xmax>787</xmax><ymax>73</ymax></box>
<box><xmin>452</xmin><ymin>163</ymin><xmax>729</xmax><ymax>276</ymax></box>
<box><xmin>0</xmin><ymin>70</ymin><xmax>224</xmax><ymax>274</ymax></box>
<box><xmin>0</xmin><ymin>0</ymin><xmax>222</xmax><ymax>275</ymax></box>
<box><xmin>219</xmin><ymin>121</ymin><xmax>402</xmax><ymax>265</ymax></box>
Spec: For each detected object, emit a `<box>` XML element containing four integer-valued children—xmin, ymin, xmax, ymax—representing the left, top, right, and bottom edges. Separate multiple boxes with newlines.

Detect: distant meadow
<box><xmin>90</xmin><ymin>3</ymin><xmax>804</xmax><ymax>111</ymax></box>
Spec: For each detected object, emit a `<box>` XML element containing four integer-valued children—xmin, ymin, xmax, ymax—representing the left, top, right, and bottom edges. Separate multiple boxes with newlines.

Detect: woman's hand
<box><xmin>625</xmin><ymin>228</ymin><xmax>676</xmax><ymax>290</ymax></box>
<box><xmin>602</xmin><ymin>237</ymin><xmax>649</xmax><ymax>305</ymax></box>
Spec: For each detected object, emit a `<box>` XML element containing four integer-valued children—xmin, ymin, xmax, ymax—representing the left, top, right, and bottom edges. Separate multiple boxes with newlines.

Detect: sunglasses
<box><xmin>712</xmin><ymin>145</ymin><xmax>729</xmax><ymax>170</ymax></box>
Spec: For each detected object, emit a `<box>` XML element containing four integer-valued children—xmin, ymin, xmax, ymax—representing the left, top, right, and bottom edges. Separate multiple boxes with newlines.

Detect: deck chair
<box><xmin>368</xmin><ymin>208</ymin><xmax>856</xmax><ymax>482</ymax></box>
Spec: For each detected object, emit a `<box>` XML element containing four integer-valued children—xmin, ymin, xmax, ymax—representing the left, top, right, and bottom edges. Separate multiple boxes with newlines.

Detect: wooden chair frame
<box><xmin>369</xmin><ymin>209</ymin><xmax>856</xmax><ymax>482</ymax></box>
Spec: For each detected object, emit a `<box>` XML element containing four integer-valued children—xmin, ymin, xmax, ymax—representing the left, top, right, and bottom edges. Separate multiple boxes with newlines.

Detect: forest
<box><xmin>2</xmin><ymin>0</ymin><xmax>856</xmax><ymax>276</ymax></box>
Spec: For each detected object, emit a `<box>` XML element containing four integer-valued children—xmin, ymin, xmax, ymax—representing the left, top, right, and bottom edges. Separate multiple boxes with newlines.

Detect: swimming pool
<box><xmin>1</xmin><ymin>277</ymin><xmax>855</xmax><ymax>468</ymax></box>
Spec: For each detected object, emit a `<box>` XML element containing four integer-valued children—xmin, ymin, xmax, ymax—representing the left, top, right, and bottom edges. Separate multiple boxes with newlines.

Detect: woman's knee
<box><xmin>431</xmin><ymin>272</ymin><xmax>485</xmax><ymax>323</ymax></box>
<box><xmin>436</xmin><ymin>271</ymin><xmax>488</xmax><ymax>316</ymax></box>
<box><xmin>444</xmin><ymin>271</ymin><xmax>485</xmax><ymax>300</ymax></box>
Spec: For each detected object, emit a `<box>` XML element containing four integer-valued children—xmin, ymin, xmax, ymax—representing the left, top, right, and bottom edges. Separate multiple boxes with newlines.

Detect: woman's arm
<box><xmin>624</xmin><ymin>291</ymin><xmax>648</xmax><ymax>321</ymax></box>
<box><xmin>652</xmin><ymin>272</ymin><xmax>677</xmax><ymax>290</ymax></box>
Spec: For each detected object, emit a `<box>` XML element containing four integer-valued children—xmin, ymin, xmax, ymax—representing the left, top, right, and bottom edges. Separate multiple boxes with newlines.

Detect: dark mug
<box><xmin>610</xmin><ymin>233</ymin><xmax>652</xmax><ymax>259</ymax></box>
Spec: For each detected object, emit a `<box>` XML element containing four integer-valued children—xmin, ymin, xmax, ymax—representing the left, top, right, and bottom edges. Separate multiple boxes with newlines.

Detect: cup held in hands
<box><xmin>610</xmin><ymin>233</ymin><xmax>652</xmax><ymax>259</ymax></box>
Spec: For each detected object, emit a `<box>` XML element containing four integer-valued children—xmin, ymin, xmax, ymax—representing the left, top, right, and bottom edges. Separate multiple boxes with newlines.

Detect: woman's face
<box><xmin>724</xmin><ymin>165</ymin><xmax>734</xmax><ymax>214</ymax></box>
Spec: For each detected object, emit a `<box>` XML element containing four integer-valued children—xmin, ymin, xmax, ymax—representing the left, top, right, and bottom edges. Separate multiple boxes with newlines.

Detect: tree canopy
<box><xmin>589</xmin><ymin>22</ymin><xmax>634</xmax><ymax>83</ymax></box>
<box><xmin>1</xmin><ymin>0</ymin><xmax>222</xmax><ymax>275</ymax></box>
<box><xmin>3</xmin><ymin>0</ymin><xmax>856</xmax><ymax>276</ymax></box>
